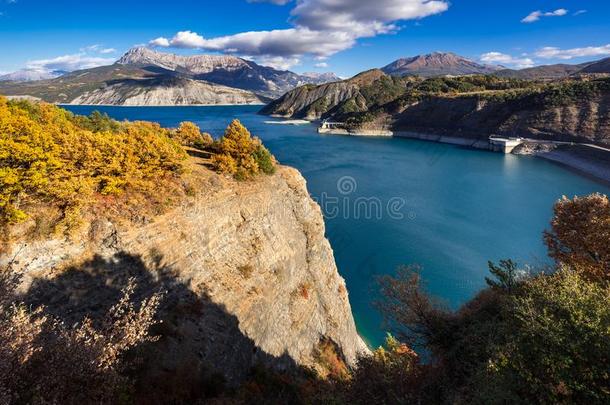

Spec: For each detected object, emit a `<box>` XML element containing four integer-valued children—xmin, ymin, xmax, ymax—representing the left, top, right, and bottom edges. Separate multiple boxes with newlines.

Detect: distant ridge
<box><xmin>495</xmin><ymin>63</ymin><xmax>593</xmax><ymax>80</ymax></box>
<box><xmin>580</xmin><ymin>57</ymin><xmax>610</xmax><ymax>74</ymax></box>
<box><xmin>0</xmin><ymin>69</ymin><xmax>65</xmax><ymax>82</ymax></box>
<box><xmin>116</xmin><ymin>47</ymin><xmax>340</xmax><ymax>98</ymax></box>
<box><xmin>0</xmin><ymin>47</ymin><xmax>341</xmax><ymax>104</ymax></box>
<box><xmin>382</xmin><ymin>52</ymin><xmax>501</xmax><ymax>77</ymax></box>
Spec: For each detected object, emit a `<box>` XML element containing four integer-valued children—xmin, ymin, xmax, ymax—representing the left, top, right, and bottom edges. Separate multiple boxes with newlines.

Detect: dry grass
<box><xmin>314</xmin><ymin>338</ymin><xmax>350</xmax><ymax>380</ymax></box>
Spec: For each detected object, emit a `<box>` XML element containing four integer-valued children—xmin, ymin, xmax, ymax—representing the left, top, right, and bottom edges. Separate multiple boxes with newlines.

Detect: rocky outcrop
<box><xmin>70</xmin><ymin>77</ymin><xmax>263</xmax><ymax>106</ymax></box>
<box><xmin>260</xmin><ymin>69</ymin><xmax>385</xmax><ymax>120</ymax></box>
<box><xmin>2</xmin><ymin>165</ymin><xmax>367</xmax><ymax>383</ymax></box>
<box><xmin>391</xmin><ymin>91</ymin><xmax>610</xmax><ymax>145</ymax></box>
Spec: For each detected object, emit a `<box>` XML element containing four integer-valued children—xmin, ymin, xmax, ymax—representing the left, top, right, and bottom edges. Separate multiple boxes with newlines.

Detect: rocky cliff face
<box><xmin>392</xmin><ymin>92</ymin><xmax>610</xmax><ymax>144</ymax></box>
<box><xmin>2</xmin><ymin>166</ymin><xmax>367</xmax><ymax>383</ymax></box>
<box><xmin>117</xmin><ymin>47</ymin><xmax>250</xmax><ymax>75</ymax></box>
<box><xmin>70</xmin><ymin>76</ymin><xmax>263</xmax><ymax>105</ymax></box>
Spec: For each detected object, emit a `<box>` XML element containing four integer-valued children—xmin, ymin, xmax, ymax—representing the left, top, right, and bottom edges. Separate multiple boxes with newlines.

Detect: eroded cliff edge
<box><xmin>2</xmin><ymin>165</ymin><xmax>368</xmax><ymax>383</ymax></box>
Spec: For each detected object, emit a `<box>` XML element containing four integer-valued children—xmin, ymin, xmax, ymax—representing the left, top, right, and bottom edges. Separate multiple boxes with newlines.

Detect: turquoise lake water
<box><xmin>64</xmin><ymin>105</ymin><xmax>610</xmax><ymax>348</ymax></box>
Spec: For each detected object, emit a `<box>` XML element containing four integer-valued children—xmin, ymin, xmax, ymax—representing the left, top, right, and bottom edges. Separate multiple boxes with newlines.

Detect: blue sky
<box><xmin>0</xmin><ymin>0</ymin><xmax>609</xmax><ymax>77</ymax></box>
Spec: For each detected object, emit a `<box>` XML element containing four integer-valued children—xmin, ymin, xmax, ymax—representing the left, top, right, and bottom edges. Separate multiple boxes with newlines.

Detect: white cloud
<box><xmin>149</xmin><ymin>0</ymin><xmax>449</xmax><ymax>69</ymax></box>
<box><xmin>154</xmin><ymin>28</ymin><xmax>359</xmax><ymax>59</ymax></box>
<box><xmin>247</xmin><ymin>0</ymin><xmax>291</xmax><ymax>4</ymax></box>
<box><xmin>315</xmin><ymin>62</ymin><xmax>328</xmax><ymax>68</ymax></box>
<box><xmin>80</xmin><ymin>44</ymin><xmax>117</xmax><ymax>55</ymax></box>
<box><xmin>292</xmin><ymin>0</ymin><xmax>448</xmax><ymax>32</ymax></box>
<box><xmin>149</xmin><ymin>37</ymin><xmax>171</xmax><ymax>47</ymax></box>
<box><xmin>26</xmin><ymin>53</ymin><xmax>114</xmax><ymax>72</ymax></box>
<box><xmin>535</xmin><ymin>44</ymin><xmax>610</xmax><ymax>60</ymax></box>
<box><xmin>255</xmin><ymin>56</ymin><xmax>301</xmax><ymax>70</ymax></box>
<box><xmin>521</xmin><ymin>8</ymin><xmax>568</xmax><ymax>23</ymax></box>
<box><xmin>573</xmin><ymin>9</ymin><xmax>587</xmax><ymax>16</ymax></box>
<box><xmin>480</xmin><ymin>52</ymin><xmax>534</xmax><ymax>69</ymax></box>
<box><xmin>81</xmin><ymin>44</ymin><xmax>101</xmax><ymax>52</ymax></box>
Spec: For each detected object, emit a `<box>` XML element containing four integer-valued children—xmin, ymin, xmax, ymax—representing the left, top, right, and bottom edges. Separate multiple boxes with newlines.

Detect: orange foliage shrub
<box><xmin>544</xmin><ymin>193</ymin><xmax>610</xmax><ymax>282</ymax></box>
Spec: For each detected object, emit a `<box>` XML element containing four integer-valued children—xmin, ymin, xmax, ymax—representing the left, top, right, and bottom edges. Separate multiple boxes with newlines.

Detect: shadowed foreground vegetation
<box><xmin>1</xmin><ymin>193</ymin><xmax>608</xmax><ymax>404</ymax></box>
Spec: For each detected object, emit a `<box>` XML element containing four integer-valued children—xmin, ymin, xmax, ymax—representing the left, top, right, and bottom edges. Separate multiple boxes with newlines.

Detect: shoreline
<box><xmin>321</xmin><ymin>127</ymin><xmax>610</xmax><ymax>185</ymax></box>
<box><xmin>57</xmin><ymin>102</ymin><xmax>266</xmax><ymax>107</ymax></box>
<box><xmin>535</xmin><ymin>146</ymin><xmax>610</xmax><ymax>186</ymax></box>
<box><xmin>397</xmin><ymin>132</ymin><xmax>610</xmax><ymax>185</ymax></box>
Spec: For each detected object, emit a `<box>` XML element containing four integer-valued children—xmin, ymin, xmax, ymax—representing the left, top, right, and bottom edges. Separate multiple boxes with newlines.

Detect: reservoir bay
<box><xmin>64</xmin><ymin>105</ymin><xmax>610</xmax><ymax>348</ymax></box>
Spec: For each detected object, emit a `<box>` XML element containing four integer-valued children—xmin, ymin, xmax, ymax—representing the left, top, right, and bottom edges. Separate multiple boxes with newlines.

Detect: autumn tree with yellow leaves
<box><xmin>172</xmin><ymin>121</ymin><xmax>213</xmax><ymax>149</ymax></box>
<box><xmin>545</xmin><ymin>193</ymin><xmax>610</xmax><ymax>282</ymax></box>
<box><xmin>0</xmin><ymin>97</ymin><xmax>187</xmax><ymax>233</ymax></box>
<box><xmin>212</xmin><ymin>119</ymin><xmax>276</xmax><ymax>180</ymax></box>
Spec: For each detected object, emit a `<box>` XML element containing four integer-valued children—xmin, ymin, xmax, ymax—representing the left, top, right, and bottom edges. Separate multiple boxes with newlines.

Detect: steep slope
<box><xmin>391</xmin><ymin>84</ymin><xmax>610</xmax><ymax>144</ymax></box>
<box><xmin>579</xmin><ymin>57</ymin><xmax>610</xmax><ymax>74</ymax></box>
<box><xmin>262</xmin><ymin>68</ymin><xmax>610</xmax><ymax>145</ymax></box>
<box><xmin>382</xmin><ymin>52</ymin><xmax>500</xmax><ymax>77</ymax></box>
<box><xmin>70</xmin><ymin>76</ymin><xmax>263</xmax><ymax>105</ymax></box>
<box><xmin>2</xmin><ymin>160</ymin><xmax>367</xmax><ymax>382</ymax></box>
<box><xmin>0</xmin><ymin>64</ymin><xmax>263</xmax><ymax>105</ymax></box>
<box><xmin>260</xmin><ymin>69</ymin><xmax>390</xmax><ymax>120</ymax></box>
<box><xmin>117</xmin><ymin>47</ymin><xmax>339</xmax><ymax>98</ymax></box>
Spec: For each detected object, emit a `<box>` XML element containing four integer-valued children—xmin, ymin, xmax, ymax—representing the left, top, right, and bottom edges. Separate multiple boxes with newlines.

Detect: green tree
<box><xmin>485</xmin><ymin>259</ymin><xmax>520</xmax><ymax>293</ymax></box>
<box><xmin>482</xmin><ymin>270</ymin><xmax>610</xmax><ymax>404</ymax></box>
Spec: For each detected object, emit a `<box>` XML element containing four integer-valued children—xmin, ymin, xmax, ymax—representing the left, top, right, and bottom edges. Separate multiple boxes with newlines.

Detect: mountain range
<box><xmin>0</xmin><ymin>47</ymin><xmax>341</xmax><ymax>105</ymax></box>
<box><xmin>494</xmin><ymin>58</ymin><xmax>610</xmax><ymax>80</ymax></box>
<box><xmin>0</xmin><ymin>69</ymin><xmax>66</xmax><ymax>82</ymax></box>
<box><xmin>1</xmin><ymin>50</ymin><xmax>610</xmax><ymax>105</ymax></box>
<box><xmin>116</xmin><ymin>47</ymin><xmax>341</xmax><ymax>98</ymax></box>
<box><xmin>379</xmin><ymin>52</ymin><xmax>610</xmax><ymax>80</ymax></box>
